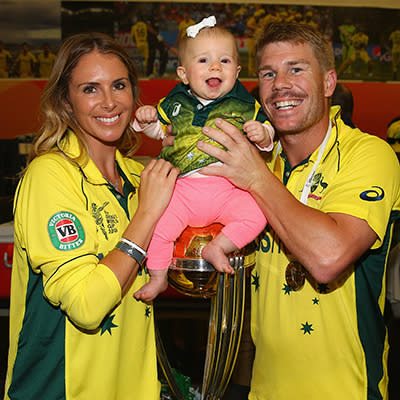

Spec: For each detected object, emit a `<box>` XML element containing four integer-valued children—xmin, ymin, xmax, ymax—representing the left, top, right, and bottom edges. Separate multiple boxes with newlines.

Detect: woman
<box><xmin>4</xmin><ymin>32</ymin><xmax>178</xmax><ymax>400</ymax></box>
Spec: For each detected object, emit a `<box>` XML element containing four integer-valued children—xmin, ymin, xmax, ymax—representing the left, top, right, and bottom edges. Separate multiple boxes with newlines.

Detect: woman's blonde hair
<box><xmin>28</xmin><ymin>32</ymin><xmax>141</xmax><ymax>166</ymax></box>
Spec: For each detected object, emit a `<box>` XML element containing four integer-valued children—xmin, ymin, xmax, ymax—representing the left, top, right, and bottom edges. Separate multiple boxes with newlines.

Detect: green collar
<box><xmin>170</xmin><ymin>79</ymin><xmax>256</xmax><ymax>107</ymax></box>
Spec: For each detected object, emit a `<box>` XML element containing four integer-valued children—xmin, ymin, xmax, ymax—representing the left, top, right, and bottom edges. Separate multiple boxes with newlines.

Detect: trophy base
<box><xmin>157</xmin><ymin>224</ymin><xmax>256</xmax><ymax>400</ymax></box>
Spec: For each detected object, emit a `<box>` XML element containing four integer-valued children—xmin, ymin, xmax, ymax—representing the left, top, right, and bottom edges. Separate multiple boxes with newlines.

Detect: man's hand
<box><xmin>197</xmin><ymin>118</ymin><xmax>269</xmax><ymax>192</ymax></box>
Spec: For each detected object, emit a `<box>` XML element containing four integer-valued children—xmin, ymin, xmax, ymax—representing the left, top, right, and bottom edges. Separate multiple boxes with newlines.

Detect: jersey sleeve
<box><xmin>13</xmin><ymin>156</ymin><xmax>122</xmax><ymax>330</ymax></box>
<box><xmin>132</xmin><ymin>118</ymin><xmax>165</xmax><ymax>139</ymax></box>
<box><xmin>321</xmin><ymin>136</ymin><xmax>400</xmax><ymax>248</ymax></box>
<box><xmin>156</xmin><ymin>96</ymin><xmax>171</xmax><ymax>124</ymax></box>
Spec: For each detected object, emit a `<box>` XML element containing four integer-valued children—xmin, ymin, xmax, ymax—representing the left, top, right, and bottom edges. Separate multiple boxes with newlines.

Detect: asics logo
<box><xmin>359</xmin><ymin>186</ymin><xmax>384</xmax><ymax>201</ymax></box>
<box><xmin>172</xmin><ymin>103</ymin><xmax>181</xmax><ymax>117</ymax></box>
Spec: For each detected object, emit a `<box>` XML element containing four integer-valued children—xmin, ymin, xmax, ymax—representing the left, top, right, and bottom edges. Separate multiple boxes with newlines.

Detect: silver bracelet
<box><xmin>119</xmin><ymin>237</ymin><xmax>147</xmax><ymax>257</ymax></box>
<box><xmin>116</xmin><ymin>239</ymin><xmax>146</xmax><ymax>266</ymax></box>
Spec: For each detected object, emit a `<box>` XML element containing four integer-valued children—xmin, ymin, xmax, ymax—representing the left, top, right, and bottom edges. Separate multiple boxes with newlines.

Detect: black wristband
<box><xmin>116</xmin><ymin>240</ymin><xmax>146</xmax><ymax>266</ymax></box>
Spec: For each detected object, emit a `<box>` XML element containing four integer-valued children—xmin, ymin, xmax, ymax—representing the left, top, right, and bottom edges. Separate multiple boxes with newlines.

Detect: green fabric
<box><xmin>157</xmin><ymin>80</ymin><xmax>267</xmax><ymax>175</ymax></box>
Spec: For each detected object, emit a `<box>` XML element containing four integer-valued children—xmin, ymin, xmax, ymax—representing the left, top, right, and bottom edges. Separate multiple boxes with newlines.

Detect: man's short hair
<box><xmin>256</xmin><ymin>22</ymin><xmax>335</xmax><ymax>73</ymax></box>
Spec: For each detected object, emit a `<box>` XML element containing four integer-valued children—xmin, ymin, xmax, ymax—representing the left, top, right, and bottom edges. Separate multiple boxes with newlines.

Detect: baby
<box><xmin>133</xmin><ymin>16</ymin><xmax>274</xmax><ymax>301</ymax></box>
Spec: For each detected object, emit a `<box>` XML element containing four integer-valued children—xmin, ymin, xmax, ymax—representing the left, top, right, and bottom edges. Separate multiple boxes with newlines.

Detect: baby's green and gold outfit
<box><xmin>157</xmin><ymin>79</ymin><xmax>269</xmax><ymax>175</ymax></box>
<box><xmin>143</xmin><ymin>79</ymin><xmax>271</xmax><ymax>271</ymax></box>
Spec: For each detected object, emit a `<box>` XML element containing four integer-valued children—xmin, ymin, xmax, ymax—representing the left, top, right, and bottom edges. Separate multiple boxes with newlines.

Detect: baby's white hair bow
<box><xmin>186</xmin><ymin>16</ymin><xmax>217</xmax><ymax>38</ymax></box>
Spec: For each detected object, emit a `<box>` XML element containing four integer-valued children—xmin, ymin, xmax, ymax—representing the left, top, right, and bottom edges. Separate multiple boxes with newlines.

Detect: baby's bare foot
<box><xmin>201</xmin><ymin>242</ymin><xmax>234</xmax><ymax>274</ymax></box>
<box><xmin>134</xmin><ymin>274</ymin><xmax>168</xmax><ymax>301</ymax></box>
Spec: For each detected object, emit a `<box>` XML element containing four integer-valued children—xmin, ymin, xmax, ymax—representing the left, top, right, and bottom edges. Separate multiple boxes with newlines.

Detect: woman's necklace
<box><xmin>104</xmin><ymin>176</ymin><xmax>120</xmax><ymax>191</ymax></box>
<box><xmin>103</xmin><ymin>164</ymin><xmax>120</xmax><ymax>191</ymax></box>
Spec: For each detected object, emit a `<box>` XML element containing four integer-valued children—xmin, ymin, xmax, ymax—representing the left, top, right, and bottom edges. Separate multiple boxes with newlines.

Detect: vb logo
<box><xmin>48</xmin><ymin>212</ymin><xmax>85</xmax><ymax>251</ymax></box>
<box><xmin>55</xmin><ymin>220</ymin><xmax>78</xmax><ymax>243</ymax></box>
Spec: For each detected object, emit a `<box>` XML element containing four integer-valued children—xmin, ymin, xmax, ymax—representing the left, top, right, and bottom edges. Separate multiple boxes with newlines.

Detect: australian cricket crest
<box><xmin>48</xmin><ymin>211</ymin><xmax>85</xmax><ymax>250</ymax></box>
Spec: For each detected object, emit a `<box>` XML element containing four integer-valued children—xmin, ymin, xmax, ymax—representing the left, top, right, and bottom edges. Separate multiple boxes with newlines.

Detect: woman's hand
<box><xmin>113</xmin><ymin>159</ymin><xmax>177</xmax><ymax>284</ymax></box>
<box><xmin>103</xmin><ymin>159</ymin><xmax>178</xmax><ymax>294</ymax></box>
<box><xmin>197</xmin><ymin>118</ymin><xmax>270</xmax><ymax>193</ymax></box>
<box><xmin>137</xmin><ymin>159</ymin><xmax>179</xmax><ymax>221</ymax></box>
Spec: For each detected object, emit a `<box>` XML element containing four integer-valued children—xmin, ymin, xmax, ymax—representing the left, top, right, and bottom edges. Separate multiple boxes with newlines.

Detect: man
<box><xmin>37</xmin><ymin>43</ymin><xmax>56</xmax><ymax>78</ymax></box>
<box><xmin>0</xmin><ymin>40</ymin><xmax>12</xmax><ymax>78</ymax></box>
<box><xmin>338</xmin><ymin>30</ymin><xmax>373</xmax><ymax>78</ymax></box>
<box><xmin>131</xmin><ymin>16</ymin><xmax>149</xmax><ymax>75</ymax></box>
<box><xmin>338</xmin><ymin>18</ymin><xmax>356</xmax><ymax>73</ymax></box>
<box><xmin>145</xmin><ymin>15</ymin><xmax>168</xmax><ymax>78</ymax></box>
<box><xmin>176</xmin><ymin>12</ymin><xmax>195</xmax><ymax>44</ymax></box>
<box><xmin>389</xmin><ymin>29</ymin><xmax>400</xmax><ymax>81</ymax></box>
<box><xmin>197</xmin><ymin>22</ymin><xmax>400</xmax><ymax>400</ymax></box>
<box><xmin>15</xmin><ymin>42</ymin><xmax>37</xmax><ymax>78</ymax></box>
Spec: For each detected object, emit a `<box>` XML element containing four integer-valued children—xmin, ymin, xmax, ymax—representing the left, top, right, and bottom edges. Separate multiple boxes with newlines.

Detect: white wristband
<box><xmin>119</xmin><ymin>237</ymin><xmax>147</xmax><ymax>257</ymax></box>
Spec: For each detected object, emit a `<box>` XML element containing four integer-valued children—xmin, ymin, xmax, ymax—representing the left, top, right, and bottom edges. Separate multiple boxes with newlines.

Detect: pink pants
<box><xmin>146</xmin><ymin>175</ymin><xmax>267</xmax><ymax>270</ymax></box>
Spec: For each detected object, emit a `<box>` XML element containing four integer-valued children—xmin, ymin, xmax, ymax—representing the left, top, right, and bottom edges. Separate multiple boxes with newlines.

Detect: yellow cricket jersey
<box><xmin>178</xmin><ymin>19</ymin><xmax>195</xmax><ymax>40</ymax></box>
<box><xmin>131</xmin><ymin>21</ymin><xmax>148</xmax><ymax>45</ymax></box>
<box><xmin>352</xmin><ymin>32</ymin><xmax>369</xmax><ymax>50</ymax></box>
<box><xmin>16</xmin><ymin>51</ymin><xmax>36</xmax><ymax>77</ymax></box>
<box><xmin>0</xmin><ymin>48</ymin><xmax>12</xmax><ymax>74</ymax></box>
<box><xmin>249</xmin><ymin>107</ymin><xmax>400</xmax><ymax>400</ymax></box>
<box><xmin>38</xmin><ymin>51</ymin><xmax>56</xmax><ymax>78</ymax></box>
<box><xmin>390</xmin><ymin>30</ymin><xmax>400</xmax><ymax>53</ymax></box>
<box><xmin>5</xmin><ymin>131</ymin><xmax>160</xmax><ymax>400</ymax></box>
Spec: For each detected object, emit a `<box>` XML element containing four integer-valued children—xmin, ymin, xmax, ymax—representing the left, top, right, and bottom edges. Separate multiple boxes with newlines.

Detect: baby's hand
<box><xmin>135</xmin><ymin>105</ymin><xmax>158</xmax><ymax>126</ymax></box>
<box><xmin>243</xmin><ymin>120</ymin><xmax>274</xmax><ymax>149</ymax></box>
